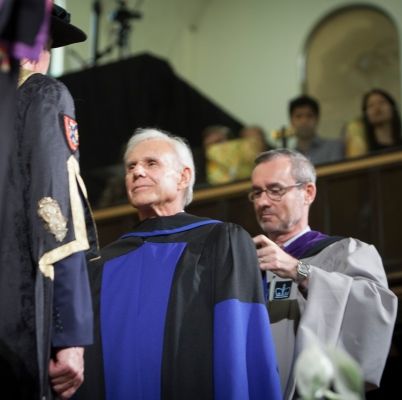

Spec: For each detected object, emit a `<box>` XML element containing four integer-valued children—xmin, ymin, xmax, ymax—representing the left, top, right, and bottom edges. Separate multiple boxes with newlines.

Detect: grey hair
<box><xmin>124</xmin><ymin>128</ymin><xmax>195</xmax><ymax>206</ymax></box>
<box><xmin>254</xmin><ymin>148</ymin><xmax>317</xmax><ymax>184</ymax></box>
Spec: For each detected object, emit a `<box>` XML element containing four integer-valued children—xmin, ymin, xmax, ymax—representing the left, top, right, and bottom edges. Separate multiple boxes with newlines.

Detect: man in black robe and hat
<box><xmin>0</xmin><ymin>4</ymin><xmax>98</xmax><ymax>399</ymax></box>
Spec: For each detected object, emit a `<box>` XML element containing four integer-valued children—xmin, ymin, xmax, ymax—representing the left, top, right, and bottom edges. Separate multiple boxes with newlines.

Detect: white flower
<box><xmin>295</xmin><ymin>341</ymin><xmax>364</xmax><ymax>400</ymax></box>
<box><xmin>295</xmin><ymin>345</ymin><xmax>335</xmax><ymax>399</ymax></box>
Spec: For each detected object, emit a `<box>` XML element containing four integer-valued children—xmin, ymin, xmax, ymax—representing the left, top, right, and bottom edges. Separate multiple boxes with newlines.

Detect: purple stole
<box><xmin>283</xmin><ymin>230</ymin><xmax>329</xmax><ymax>259</ymax></box>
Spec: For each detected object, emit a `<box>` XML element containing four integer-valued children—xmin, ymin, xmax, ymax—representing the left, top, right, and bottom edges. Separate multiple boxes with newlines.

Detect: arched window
<box><xmin>304</xmin><ymin>5</ymin><xmax>401</xmax><ymax>139</ymax></box>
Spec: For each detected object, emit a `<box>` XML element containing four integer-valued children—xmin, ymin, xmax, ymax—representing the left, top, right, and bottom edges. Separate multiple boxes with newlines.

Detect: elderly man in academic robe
<box><xmin>75</xmin><ymin>128</ymin><xmax>282</xmax><ymax>400</ymax></box>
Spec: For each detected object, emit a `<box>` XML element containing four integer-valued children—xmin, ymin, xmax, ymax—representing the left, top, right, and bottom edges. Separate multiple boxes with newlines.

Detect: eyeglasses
<box><xmin>248</xmin><ymin>183</ymin><xmax>304</xmax><ymax>202</ymax></box>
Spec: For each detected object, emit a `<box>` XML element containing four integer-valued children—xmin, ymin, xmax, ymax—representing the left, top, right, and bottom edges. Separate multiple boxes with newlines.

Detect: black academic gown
<box><xmin>76</xmin><ymin>212</ymin><xmax>282</xmax><ymax>400</ymax></box>
<box><xmin>0</xmin><ymin>73</ymin><xmax>98</xmax><ymax>399</ymax></box>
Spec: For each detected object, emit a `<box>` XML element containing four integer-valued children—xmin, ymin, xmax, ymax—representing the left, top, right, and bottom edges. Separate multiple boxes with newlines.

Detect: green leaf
<box><xmin>327</xmin><ymin>347</ymin><xmax>364</xmax><ymax>400</ymax></box>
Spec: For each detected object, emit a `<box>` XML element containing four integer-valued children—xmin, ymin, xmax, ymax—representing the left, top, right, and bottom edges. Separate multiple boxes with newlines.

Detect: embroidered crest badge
<box><xmin>63</xmin><ymin>115</ymin><xmax>79</xmax><ymax>151</ymax></box>
<box><xmin>273</xmin><ymin>281</ymin><xmax>292</xmax><ymax>300</ymax></box>
<box><xmin>37</xmin><ymin>197</ymin><xmax>68</xmax><ymax>242</ymax></box>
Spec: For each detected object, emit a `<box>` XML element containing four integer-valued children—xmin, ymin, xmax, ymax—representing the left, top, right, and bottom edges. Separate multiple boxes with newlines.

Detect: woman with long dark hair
<box><xmin>345</xmin><ymin>89</ymin><xmax>402</xmax><ymax>157</ymax></box>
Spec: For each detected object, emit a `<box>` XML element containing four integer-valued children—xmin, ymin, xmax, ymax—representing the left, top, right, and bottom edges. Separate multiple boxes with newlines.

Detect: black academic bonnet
<box><xmin>51</xmin><ymin>4</ymin><xmax>87</xmax><ymax>48</ymax></box>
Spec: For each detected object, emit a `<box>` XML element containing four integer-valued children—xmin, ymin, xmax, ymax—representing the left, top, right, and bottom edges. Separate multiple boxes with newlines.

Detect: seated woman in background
<box><xmin>345</xmin><ymin>89</ymin><xmax>402</xmax><ymax>158</ymax></box>
<box><xmin>239</xmin><ymin>125</ymin><xmax>271</xmax><ymax>153</ymax></box>
<box><xmin>205</xmin><ymin>125</ymin><xmax>267</xmax><ymax>185</ymax></box>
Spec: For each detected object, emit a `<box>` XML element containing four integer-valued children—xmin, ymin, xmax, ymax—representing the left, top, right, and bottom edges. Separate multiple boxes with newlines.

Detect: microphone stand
<box><xmin>280</xmin><ymin>126</ymin><xmax>288</xmax><ymax>149</ymax></box>
<box><xmin>91</xmin><ymin>0</ymin><xmax>143</xmax><ymax>64</ymax></box>
<box><xmin>91</xmin><ymin>1</ymin><xmax>102</xmax><ymax>65</ymax></box>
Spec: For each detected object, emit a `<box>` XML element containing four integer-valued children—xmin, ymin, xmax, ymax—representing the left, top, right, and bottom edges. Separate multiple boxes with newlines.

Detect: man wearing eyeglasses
<box><xmin>249</xmin><ymin>148</ymin><xmax>397</xmax><ymax>399</ymax></box>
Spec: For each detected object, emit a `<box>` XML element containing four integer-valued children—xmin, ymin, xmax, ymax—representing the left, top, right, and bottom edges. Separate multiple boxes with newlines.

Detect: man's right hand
<box><xmin>253</xmin><ymin>234</ymin><xmax>299</xmax><ymax>281</ymax></box>
<box><xmin>49</xmin><ymin>346</ymin><xmax>84</xmax><ymax>399</ymax></box>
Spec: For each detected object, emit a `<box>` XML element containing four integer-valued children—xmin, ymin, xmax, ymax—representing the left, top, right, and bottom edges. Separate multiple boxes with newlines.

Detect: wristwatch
<box><xmin>296</xmin><ymin>260</ymin><xmax>311</xmax><ymax>283</ymax></box>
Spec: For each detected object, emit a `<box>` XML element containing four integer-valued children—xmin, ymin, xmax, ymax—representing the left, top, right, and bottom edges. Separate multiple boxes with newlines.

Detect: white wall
<box><xmin>63</xmin><ymin>0</ymin><xmax>402</xmax><ymax>137</ymax></box>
